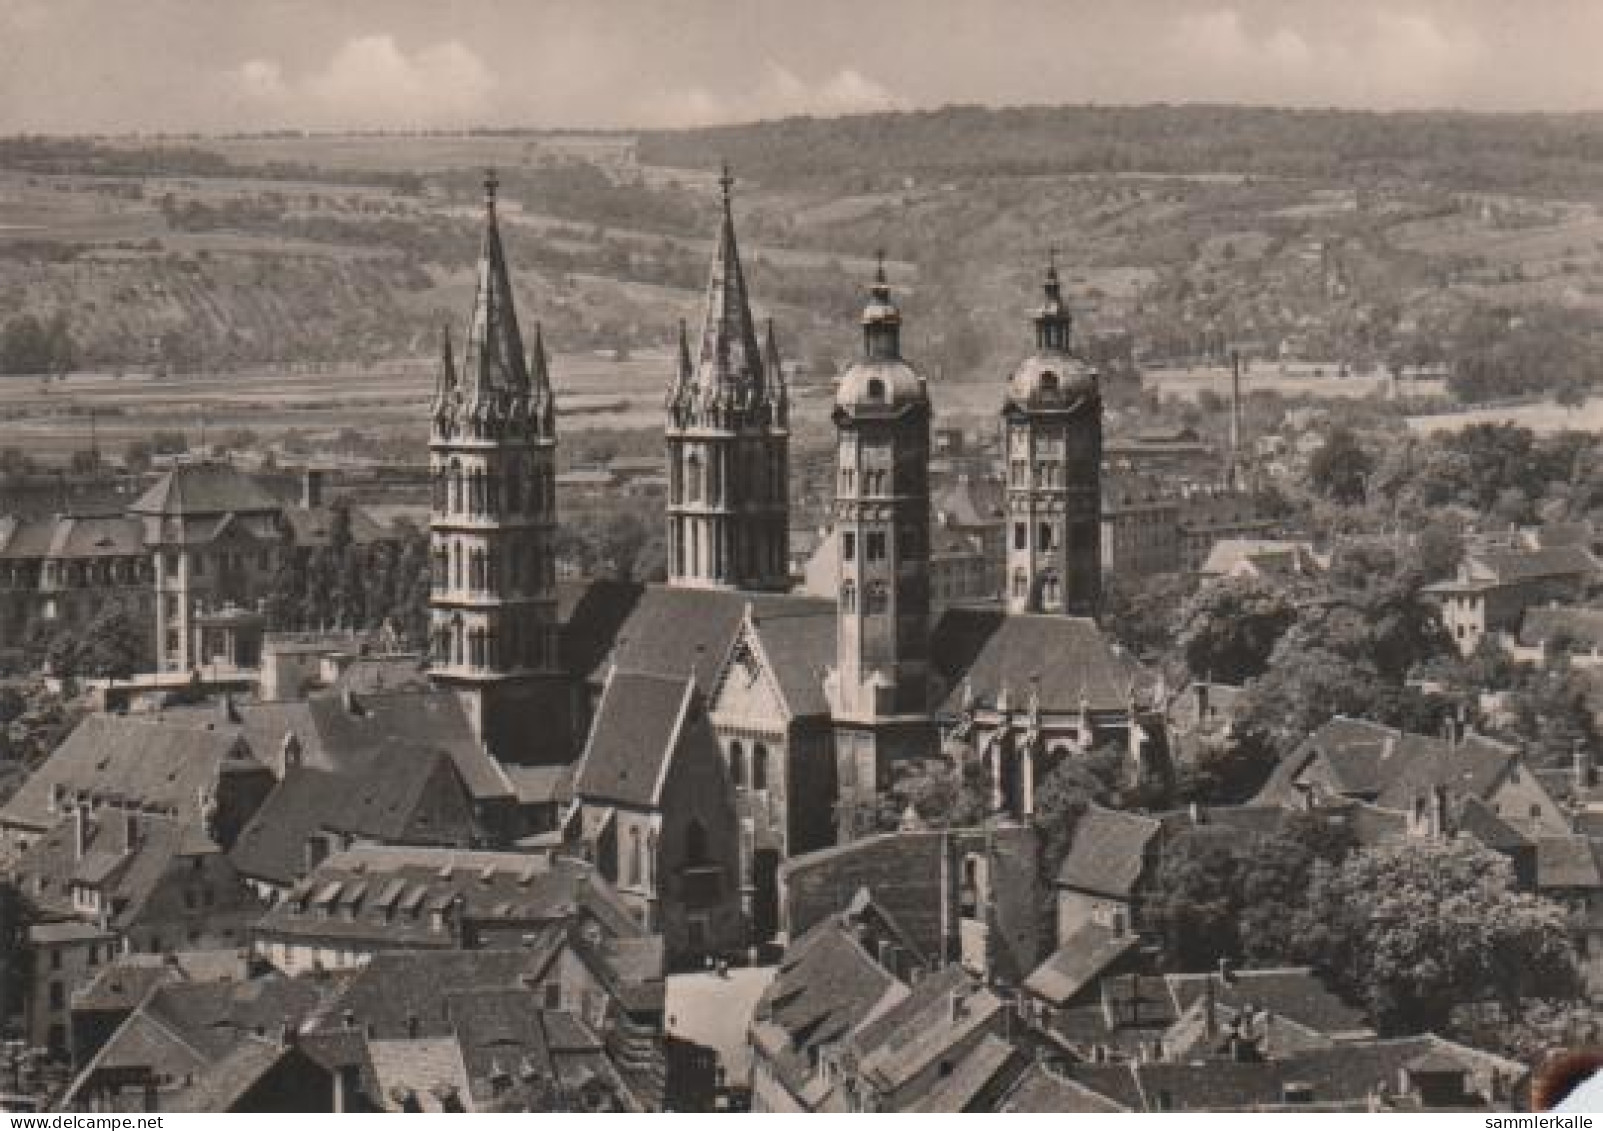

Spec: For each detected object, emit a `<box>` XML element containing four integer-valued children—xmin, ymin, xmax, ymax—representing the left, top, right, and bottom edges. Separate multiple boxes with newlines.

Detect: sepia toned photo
<box><xmin>1</xmin><ymin>0</ymin><xmax>1602</xmax><ymax>1115</ymax></box>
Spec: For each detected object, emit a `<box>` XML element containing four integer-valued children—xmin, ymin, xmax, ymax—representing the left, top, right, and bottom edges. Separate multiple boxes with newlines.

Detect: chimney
<box><xmin>73</xmin><ymin>803</ymin><xmax>88</xmax><ymax>861</ymax></box>
<box><xmin>302</xmin><ymin>468</ymin><xmax>325</xmax><ymax>510</ymax></box>
<box><xmin>125</xmin><ymin>811</ymin><xmax>140</xmax><ymax>852</ymax></box>
<box><xmin>1576</xmin><ymin>740</ymin><xmax>1594</xmax><ymax>793</ymax></box>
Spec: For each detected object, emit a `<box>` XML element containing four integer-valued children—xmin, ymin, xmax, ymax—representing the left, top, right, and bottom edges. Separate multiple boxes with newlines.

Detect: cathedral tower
<box><xmin>429</xmin><ymin>171</ymin><xmax>562</xmax><ymax>754</ymax></box>
<box><xmin>665</xmin><ymin>167</ymin><xmax>790</xmax><ymax>591</ymax></box>
<box><xmin>829</xmin><ymin>258</ymin><xmax>936</xmax><ymax>839</ymax></box>
<box><xmin>1002</xmin><ymin>256</ymin><xmax>1102</xmax><ymax>616</ymax></box>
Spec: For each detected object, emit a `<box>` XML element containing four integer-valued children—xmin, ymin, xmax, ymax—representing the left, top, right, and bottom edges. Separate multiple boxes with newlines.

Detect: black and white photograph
<box><xmin>2</xmin><ymin>0</ymin><xmax>1603</xmax><ymax>1114</ymax></box>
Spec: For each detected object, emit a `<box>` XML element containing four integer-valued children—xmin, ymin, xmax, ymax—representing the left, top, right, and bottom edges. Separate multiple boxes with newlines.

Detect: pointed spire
<box><xmin>1034</xmin><ymin>247</ymin><xmax>1071</xmax><ymax>354</ymax></box>
<box><xmin>680</xmin><ymin>162</ymin><xmax>766</xmax><ymax>416</ymax></box>
<box><xmin>862</xmin><ymin>249</ymin><xmax>902</xmax><ymax>361</ymax></box>
<box><xmin>460</xmin><ymin>166</ymin><xmax>530</xmax><ymax>405</ymax></box>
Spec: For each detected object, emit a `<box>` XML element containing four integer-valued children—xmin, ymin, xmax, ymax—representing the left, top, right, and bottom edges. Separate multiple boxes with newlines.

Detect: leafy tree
<box><xmin>1101</xmin><ymin>573</ymin><xmax>1195</xmax><ymax>661</ymax></box>
<box><xmin>1303</xmin><ymin>838</ymin><xmax>1577</xmax><ymax>1034</ymax></box>
<box><xmin>1175</xmin><ymin>577</ymin><xmax>1295</xmax><ymax>683</ymax></box>
<box><xmin>1308</xmin><ymin>426</ymin><xmax>1374</xmax><ymax>505</ymax></box>
<box><xmin>36</xmin><ymin>598</ymin><xmax>149</xmax><ymax>680</ymax></box>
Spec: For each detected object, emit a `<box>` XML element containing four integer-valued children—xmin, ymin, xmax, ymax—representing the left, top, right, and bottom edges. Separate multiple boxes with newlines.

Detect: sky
<box><xmin>2</xmin><ymin>0</ymin><xmax>1602</xmax><ymax>135</ymax></box>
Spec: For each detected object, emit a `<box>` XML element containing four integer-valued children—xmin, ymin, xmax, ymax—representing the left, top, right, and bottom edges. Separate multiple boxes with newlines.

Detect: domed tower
<box><xmin>1002</xmin><ymin>256</ymin><xmax>1102</xmax><ymax>616</ymax></box>
<box><xmin>429</xmin><ymin>171</ymin><xmax>562</xmax><ymax>753</ymax></box>
<box><xmin>830</xmin><ymin>257</ymin><xmax>936</xmax><ymax>840</ymax></box>
<box><xmin>665</xmin><ymin>166</ymin><xmax>790</xmax><ymax>591</ymax></box>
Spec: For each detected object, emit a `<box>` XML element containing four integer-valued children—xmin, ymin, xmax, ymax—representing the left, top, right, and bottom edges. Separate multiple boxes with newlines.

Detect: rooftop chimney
<box><xmin>73</xmin><ymin>802</ymin><xmax>88</xmax><ymax>861</ymax></box>
<box><xmin>302</xmin><ymin>468</ymin><xmax>325</xmax><ymax>510</ymax></box>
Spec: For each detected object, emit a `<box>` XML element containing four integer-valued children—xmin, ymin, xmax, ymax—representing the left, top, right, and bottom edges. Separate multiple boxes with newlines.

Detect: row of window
<box><xmin>431</xmin><ymin>539</ymin><xmax>554</xmax><ymax>595</ymax></box>
<box><xmin>431</xmin><ymin>618</ymin><xmax>552</xmax><ymax>670</ymax></box>
<box><xmin>727</xmin><ymin>739</ymin><xmax>771</xmax><ymax>791</ymax></box>
<box><xmin>432</xmin><ymin>461</ymin><xmax>552</xmax><ymax>520</ymax></box>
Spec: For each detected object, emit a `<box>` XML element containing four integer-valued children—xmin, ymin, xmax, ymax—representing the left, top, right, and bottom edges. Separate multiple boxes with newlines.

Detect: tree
<box><xmin>1303</xmin><ymin>838</ymin><xmax>1577</xmax><ymax>1034</ymax></box>
<box><xmin>1101</xmin><ymin>573</ymin><xmax>1195</xmax><ymax>661</ymax></box>
<box><xmin>1175</xmin><ymin>577</ymin><xmax>1295</xmax><ymax>683</ymax></box>
<box><xmin>1308</xmin><ymin>426</ymin><xmax>1373</xmax><ymax>505</ymax></box>
<box><xmin>40</xmin><ymin>598</ymin><xmax>150</xmax><ymax>680</ymax></box>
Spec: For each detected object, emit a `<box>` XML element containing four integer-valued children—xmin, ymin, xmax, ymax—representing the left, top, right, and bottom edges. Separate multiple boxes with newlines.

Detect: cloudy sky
<box><xmin>2</xmin><ymin>0</ymin><xmax>1600</xmax><ymax>134</ymax></box>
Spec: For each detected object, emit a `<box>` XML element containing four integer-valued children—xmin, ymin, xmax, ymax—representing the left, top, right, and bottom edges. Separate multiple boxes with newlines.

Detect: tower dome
<box><xmin>836</xmin><ymin>254</ymin><xmax>928</xmax><ymax>413</ymax></box>
<box><xmin>1005</xmin><ymin>254</ymin><xmax>1097</xmax><ymax>411</ymax></box>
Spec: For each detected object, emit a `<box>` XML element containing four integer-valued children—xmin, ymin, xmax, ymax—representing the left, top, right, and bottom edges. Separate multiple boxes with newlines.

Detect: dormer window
<box><xmin>1039</xmin><ymin>371</ymin><xmax>1058</xmax><ymax>393</ymax></box>
<box><xmin>866</xmin><ymin>378</ymin><xmax>885</xmax><ymax>403</ymax></box>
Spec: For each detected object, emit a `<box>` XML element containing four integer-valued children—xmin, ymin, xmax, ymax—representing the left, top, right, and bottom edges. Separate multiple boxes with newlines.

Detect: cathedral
<box><xmin>1</xmin><ymin>167</ymin><xmax>1162</xmax><ymax>965</ymax></box>
<box><xmin>424</xmin><ymin>168</ymin><xmax>1164</xmax><ymax>950</ymax></box>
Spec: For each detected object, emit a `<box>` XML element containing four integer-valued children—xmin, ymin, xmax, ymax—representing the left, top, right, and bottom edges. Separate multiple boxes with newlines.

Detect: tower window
<box><xmin>1039</xmin><ymin>522</ymin><xmax>1055</xmax><ymax>551</ymax></box>
<box><xmin>752</xmin><ymin>744</ymin><xmax>769</xmax><ymax>791</ymax></box>
<box><xmin>729</xmin><ymin>741</ymin><xmax>745</xmax><ymax>788</ymax></box>
<box><xmin>841</xmin><ymin>580</ymin><xmax>857</xmax><ymax>612</ymax></box>
<box><xmin>866</xmin><ymin>378</ymin><xmax>885</xmax><ymax>402</ymax></box>
<box><xmin>841</xmin><ymin>531</ymin><xmax>855</xmax><ymax>562</ymax></box>
<box><xmin>1040</xmin><ymin>372</ymin><xmax>1058</xmax><ymax>393</ymax></box>
<box><xmin>1012</xmin><ymin>569</ymin><xmax>1028</xmax><ymax>600</ymax></box>
<box><xmin>841</xmin><ymin>466</ymin><xmax>855</xmax><ymax>494</ymax></box>
<box><xmin>1013</xmin><ymin>522</ymin><xmax>1026</xmax><ymax>550</ymax></box>
<box><xmin>866</xmin><ymin>531</ymin><xmax>887</xmax><ymax>562</ymax></box>
<box><xmin>866</xmin><ymin>581</ymin><xmax>889</xmax><ymax>614</ymax></box>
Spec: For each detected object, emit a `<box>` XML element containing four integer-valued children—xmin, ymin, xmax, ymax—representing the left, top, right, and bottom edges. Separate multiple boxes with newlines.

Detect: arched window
<box><xmin>506</xmin><ymin>462</ymin><xmax>522</xmax><ymax>513</ymax></box>
<box><xmin>1039</xmin><ymin>371</ymin><xmax>1058</xmax><ymax>393</ymax></box>
<box><xmin>1039</xmin><ymin>522</ymin><xmax>1054</xmax><ymax>551</ymax></box>
<box><xmin>449</xmin><ymin>461</ymin><xmax>463</xmax><ymax>514</ymax></box>
<box><xmin>866</xmin><ymin>581</ymin><xmax>888</xmax><ymax>614</ymax></box>
<box><xmin>1043</xmin><ymin>574</ymin><xmax>1060</xmax><ymax>607</ymax></box>
<box><xmin>451</xmin><ymin>542</ymin><xmax>462</xmax><ymax>590</ymax></box>
<box><xmin>841</xmin><ymin>580</ymin><xmax>857</xmax><ymax>613</ymax></box>
<box><xmin>752</xmin><ymin>744</ymin><xmax>769</xmax><ymax>791</ymax></box>
<box><xmin>450</xmin><ymin>617</ymin><xmax>464</xmax><ymax>666</ymax></box>
<box><xmin>866</xmin><ymin>378</ymin><xmax>885</xmax><ymax>402</ymax></box>
<box><xmin>728</xmin><ymin>741</ymin><xmax>745</xmax><ymax>788</ymax></box>
<box><xmin>685</xmin><ymin>819</ymin><xmax>710</xmax><ymax>867</ymax></box>
<box><xmin>1012</xmin><ymin>569</ymin><xmax>1028</xmax><ymax>600</ymax></box>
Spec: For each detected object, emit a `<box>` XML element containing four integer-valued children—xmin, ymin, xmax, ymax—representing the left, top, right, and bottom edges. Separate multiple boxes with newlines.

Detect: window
<box><xmin>48</xmin><ymin>982</ymin><xmax>64</xmax><ymax>1010</ymax></box>
<box><xmin>866</xmin><ymin>378</ymin><xmax>885</xmax><ymax>402</ymax></box>
<box><xmin>50</xmin><ymin>949</ymin><xmax>62</xmax><ymax>971</ymax></box>
<box><xmin>1013</xmin><ymin>523</ymin><xmax>1026</xmax><ymax>551</ymax></box>
<box><xmin>1039</xmin><ymin>522</ymin><xmax>1055</xmax><ymax>551</ymax></box>
<box><xmin>841</xmin><ymin>581</ymin><xmax>857</xmax><ymax>613</ymax></box>
<box><xmin>1012</xmin><ymin>569</ymin><xmax>1028</xmax><ymax>600</ymax></box>
<box><xmin>866</xmin><ymin>581</ymin><xmax>889</xmax><ymax>614</ymax></box>
<box><xmin>752</xmin><ymin>744</ymin><xmax>769</xmax><ymax>791</ymax></box>
<box><xmin>866</xmin><ymin>531</ymin><xmax>887</xmax><ymax>562</ymax></box>
<box><xmin>728</xmin><ymin>741</ymin><xmax>745</xmax><ymax>788</ymax></box>
<box><xmin>841</xmin><ymin>531</ymin><xmax>855</xmax><ymax>562</ymax></box>
<box><xmin>626</xmin><ymin>827</ymin><xmax>642</xmax><ymax>886</ymax></box>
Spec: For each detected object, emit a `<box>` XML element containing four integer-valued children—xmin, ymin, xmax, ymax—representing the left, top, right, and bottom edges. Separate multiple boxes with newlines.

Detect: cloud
<box><xmin>231</xmin><ymin>34</ymin><xmax>496</xmax><ymax>129</ymax></box>
<box><xmin>640</xmin><ymin>60</ymin><xmax>904</xmax><ymax>127</ymax></box>
<box><xmin>1164</xmin><ymin>7</ymin><xmax>1483</xmax><ymax>109</ymax></box>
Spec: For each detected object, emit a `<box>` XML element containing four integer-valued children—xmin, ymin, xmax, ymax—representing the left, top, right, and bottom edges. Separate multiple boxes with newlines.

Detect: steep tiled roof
<box><xmin>1023</xmin><ymin>923</ymin><xmax>1139</xmax><ymax>1006</ymax></box>
<box><xmin>130</xmin><ymin>462</ymin><xmax>281</xmax><ymax>517</ymax></box>
<box><xmin>1456</xmin><ymin>796</ymin><xmax>1531</xmax><ymax>852</ymax></box>
<box><xmin>1000</xmin><ymin>1063</ymin><xmax>1128</xmax><ymax>1113</ymax></box>
<box><xmin>908</xmin><ymin>1033</ymin><xmax>1020</xmax><ymax>1112</ymax></box>
<box><xmin>752</xmin><ymin>919</ymin><xmax>906</xmax><ymax>1102</ymax></box>
<box><xmin>781</xmin><ymin>831</ymin><xmax>948</xmax><ymax>968</ymax></box>
<box><xmin>1519</xmin><ymin>606</ymin><xmax>1603</xmax><ymax>650</ymax></box>
<box><xmin>746</xmin><ymin>605</ymin><xmax>836</xmax><ymax>718</ymax></box>
<box><xmin>367</xmin><ymin>1038</ymin><xmax>474</xmax><ymax>1112</ymax></box>
<box><xmin>257</xmin><ymin>847</ymin><xmax>641</xmax><ymax>949</ymax></box>
<box><xmin>1474</xmin><ymin>545</ymin><xmax>1599</xmax><ymax>584</ymax></box>
<box><xmin>572</xmin><ymin>672</ymin><xmax>692</xmax><ymax>809</ymax></box>
<box><xmin>1164</xmin><ymin>968</ymin><xmax>1371</xmax><ymax>1039</ymax></box>
<box><xmin>931</xmin><ymin>609</ymin><xmax>1150</xmax><ymax>716</ymax></box>
<box><xmin>304</xmin><ymin>688</ymin><xmax>514</xmax><ymax>801</ymax></box>
<box><xmin>0</xmin><ymin>515</ymin><xmax>145</xmax><ymax>560</ymax></box>
<box><xmin>1536</xmin><ymin>835</ymin><xmax>1603</xmax><ymax>890</ymax></box>
<box><xmin>14</xmin><ymin>809</ymin><xmax>230</xmax><ymax>929</ymax></box>
<box><xmin>228</xmin><ymin>767</ymin><xmax>343</xmax><ymax>885</ymax></box>
<box><xmin>852</xmin><ymin>966</ymin><xmax>1002</xmax><ymax>1097</ymax></box>
<box><xmin>1055</xmin><ymin>806</ymin><xmax>1162</xmax><ymax>898</ymax></box>
<box><xmin>1</xmin><ymin>714</ymin><xmax>265</xmax><ymax>833</ymax></box>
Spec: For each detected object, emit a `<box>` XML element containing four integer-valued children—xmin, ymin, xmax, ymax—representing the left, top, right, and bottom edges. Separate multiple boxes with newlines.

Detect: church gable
<box><xmin>708</xmin><ymin>622</ymin><xmax>792</xmax><ymax>730</ymax></box>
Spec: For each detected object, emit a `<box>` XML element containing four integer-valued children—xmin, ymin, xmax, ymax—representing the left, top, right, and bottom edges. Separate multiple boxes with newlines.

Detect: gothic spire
<box><xmin>461</xmin><ymin>168</ymin><xmax>530</xmax><ymax>400</ymax></box>
<box><xmin>686</xmin><ymin>163</ymin><xmax>766</xmax><ymax>409</ymax></box>
<box><xmin>435</xmin><ymin>321</ymin><xmax>456</xmax><ymax>404</ymax></box>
